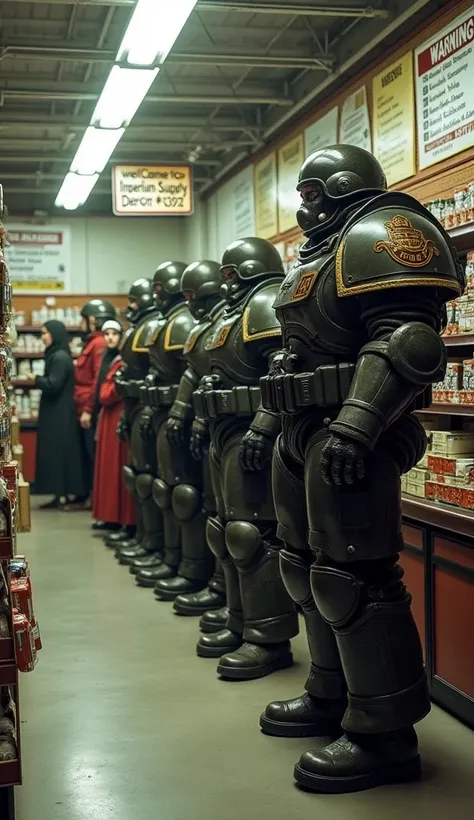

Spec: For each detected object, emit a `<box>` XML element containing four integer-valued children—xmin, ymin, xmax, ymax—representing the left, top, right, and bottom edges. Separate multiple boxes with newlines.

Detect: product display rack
<box><xmin>398</xmin><ymin>221</ymin><xmax>474</xmax><ymax>729</ymax></box>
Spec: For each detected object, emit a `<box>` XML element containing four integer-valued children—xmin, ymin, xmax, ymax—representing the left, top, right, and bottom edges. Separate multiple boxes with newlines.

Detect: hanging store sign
<box><xmin>112</xmin><ymin>164</ymin><xmax>193</xmax><ymax>216</ymax></box>
<box><xmin>277</xmin><ymin>134</ymin><xmax>305</xmax><ymax>234</ymax></box>
<box><xmin>305</xmin><ymin>107</ymin><xmax>338</xmax><ymax>156</ymax></box>
<box><xmin>5</xmin><ymin>224</ymin><xmax>72</xmax><ymax>293</ymax></box>
<box><xmin>415</xmin><ymin>8</ymin><xmax>474</xmax><ymax>170</ymax></box>
<box><xmin>254</xmin><ymin>152</ymin><xmax>278</xmax><ymax>239</ymax></box>
<box><xmin>339</xmin><ymin>85</ymin><xmax>372</xmax><ymax>152</ymax></box>
<box><xmin>372</xmin><ymin>52</ymin><xmax>415</xmax><ymax>185</ymax></box>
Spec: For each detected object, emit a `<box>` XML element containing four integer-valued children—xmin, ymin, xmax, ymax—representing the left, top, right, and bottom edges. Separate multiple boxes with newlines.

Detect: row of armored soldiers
<box><xmin>112</xmin><ymin>240</ymin><xmax>297</xmax><ymax>681</ymax></box>
<box><xmin>109</xmin><ymin>145</ymin><xmax>463</xmax><ymax>794</ymax></box>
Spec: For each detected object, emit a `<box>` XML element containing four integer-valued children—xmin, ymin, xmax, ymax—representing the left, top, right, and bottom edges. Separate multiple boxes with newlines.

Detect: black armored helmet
<box><xmin>152</xmin><ymin>261</ymin><xmax>187</xmax><ymax>312</ymax></box>
<box><xmin>180</xmin><ymin>260</ymin><xmax>221</xmax><ymax>320</ymax></box>
<box><xmin>220</xmin><ymin>237</ymin><xmax>283</xmax><ymax>303</ymax></box>
<box><xmin>296</xmin><ymin>144</ymin><xmax>387</xmax><ymax>239</ymax></box>
<box><xmin>126</xmin><ymin>278</ymin><xmax>154</xmax><ymax>323</ymax></box>
<box><xmin>80</xmin><ymin>298</ymin><xmax>116</xmax><ymax>331</ymax></box>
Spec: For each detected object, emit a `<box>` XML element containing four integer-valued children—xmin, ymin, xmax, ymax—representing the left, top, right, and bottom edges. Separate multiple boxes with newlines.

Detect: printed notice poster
<box><xmin>112</xmin><ymin>164</ymin><xmax>193</xmax><ymax>215</ymax></box>
<box><xmin>254</xmin><ymin>152</ymin><xmax>278</xmax><ymax>239</ymax></box>
<box><xmin>278</xmin><ymin>134</ymin><xmax>305</xmax><ymax>234</ymax></box>
<box><xmin>372</xmin><ymin>52</ymin><xmax>415</xmax><ymax>185</ymax></box>
<box><xmin>339</xmin><ymin>85</ymin><xmax>372</xmax><ymax>152</ymax></box>
<box><xmin>233</xmin><ymin>166</ymin><xmax>255</xmax><ymax>237</ymax></box>
<box><xmin>305</xmin><ymin>107</ymin><xmax>338</xmax><ymax>156</ymax></box>
<box><xmin>415</xmin><ymin>8</ymin><xmax>474</xmax><ymax>169</ymax></box>
<box><xmin>5</xmin><ymin>224</ymin><xmax>71</xmax><ymax>292</ymax></box>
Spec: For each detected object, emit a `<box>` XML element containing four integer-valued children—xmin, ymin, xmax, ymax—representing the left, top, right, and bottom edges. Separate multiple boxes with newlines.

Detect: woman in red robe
<box><xmin>92</xmin><ymin>320</ymin><xmax>135</xmax><ymax>528</ymax></box>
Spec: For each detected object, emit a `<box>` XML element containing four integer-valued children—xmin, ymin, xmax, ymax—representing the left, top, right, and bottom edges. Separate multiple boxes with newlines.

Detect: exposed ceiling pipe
<box><xmin>0</xmin><ymin>88</ymin><xmax>293</xmax><ymax>106</ymax></box>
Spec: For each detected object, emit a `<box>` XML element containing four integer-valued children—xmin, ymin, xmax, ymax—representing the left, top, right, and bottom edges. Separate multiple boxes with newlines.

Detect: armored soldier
<box><xmin>129</xmin><ymin>260</ymin><xmax>214</xmax><ymax>601</ymax></box>
<box><xmin>114</xmin><ymin>279</ymin><xmax>164</xmax><ymax>563</ymax></box>
<box><xmin>258</xmin><ymin>145</ymin><xmax>464</xmax><ymax>792</ymax></box>
<box><xmin>191</xmin><ymin>238</ymin><xmax>299</xmax><ymax>680</ymax></box>
<box><xmin>137</xmin><ymin>260</ymin><xmax>226</xmax><ymax>608</ymax></box>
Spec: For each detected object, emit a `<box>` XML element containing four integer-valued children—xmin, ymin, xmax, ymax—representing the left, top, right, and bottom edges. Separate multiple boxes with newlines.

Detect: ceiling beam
<box><xmin>0</xmin><ymin>117</ymin><xmax>262</xmax><ymax>135</ymax></box>
<box><xmin>0</xmin><ymin>156</ymin><xmax>222</xmax><ymax>167</ymax></box>
<box><xmin>1</xmin><ymin>46</ymin><xmax>333</xmax><ymax>71</ymax></box>
<box><xmin>0</xmin><ymin>137</ymin><xmax>255</xmax><ymax>151</ymax></box>
<box><xmin>1</xmin><ymin>172</ymin><xmax>209</xmax><ymax>184</ymax></box>
<box><xmin>1</xmin><ymin>88</ymin><xmax>292</xmax><ymax>106</ymax></box>
<box><xmin>2</xmin><ymin>185</ymin><xmax>111</xmax><ymax>196</ymax></box>
<box><xmin>9</xmin><ymin>0</ymin><xmax>389</xmax><ymax>17</ymax></box>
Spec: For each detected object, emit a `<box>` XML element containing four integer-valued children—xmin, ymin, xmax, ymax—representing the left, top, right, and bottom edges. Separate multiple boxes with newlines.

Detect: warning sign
<box><xmin>5</xmin><ymin>224</ymin><xmax>71</xmax><ymax>293</ymax></box>
<box><xmin>112</xmin><ymin>164</ymin><xmax>193</xmax><ymax>216</ymax></box>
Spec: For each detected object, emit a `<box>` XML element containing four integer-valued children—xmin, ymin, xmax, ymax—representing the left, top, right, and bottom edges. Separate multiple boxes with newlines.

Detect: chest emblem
<box><xmin>205</xmin><ymin>315</ymin><xmax>238</xmax><ymax>350</ymax></box>
<box><xmin>374</xmin><ymin>215</ymin><xmax>440</xmax><ymax>268</ymax></box>
<box><xmin>291</xmin><ymin>270</ymin><xmax>318</xmax><ymax>301</ymax></box>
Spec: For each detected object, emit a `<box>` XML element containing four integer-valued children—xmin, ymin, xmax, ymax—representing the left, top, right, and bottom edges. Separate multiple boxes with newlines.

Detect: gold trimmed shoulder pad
<box><xmin>335</xmin><ymin>197</ymin><xmax>461</xmax><ymax>299</ymax></box>
<box><xmin>243</xmin><ymin>280</ymin><xmax>283</xmax><ymax>343</ymax></box>
<box><xmin>132</xmin><ymin>316</ymin><xmax>164</xmax><ymax>352</ymax></box>
<box><xmin>163</xmin><ymin>306</ymin><xmax>196</xmax><ymax>352</ymax></box>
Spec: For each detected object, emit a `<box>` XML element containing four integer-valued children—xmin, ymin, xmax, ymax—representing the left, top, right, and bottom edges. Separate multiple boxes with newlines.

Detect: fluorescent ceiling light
<box><xmin>117</xmin><ymin>0</ymin><xmax>198</xmax><ymax>67</ymax></box>
<box><xmin>91</xmin><ymin>66</ymin><xmax>159</xmax><ymax>129</ymax></box>
<box><xmin>55</xmin><ymin>173</ymin><xmax>99</xmax><ymax>211</ymax></box>
<box><xmin>70</xmin><ymin>126</ymin><xmax>125</xmax><ymax>175</ymax></box>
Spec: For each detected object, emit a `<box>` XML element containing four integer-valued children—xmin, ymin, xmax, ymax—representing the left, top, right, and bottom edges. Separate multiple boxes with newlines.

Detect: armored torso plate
<box><xmin>119</xmin><ymin>310</ymin><xmax>162</xmax><ymax>381</ymax></box>
<box><xmin>147</xmin><ymin>302</ymin><xmax>196</xmax><ymax>384</ymax></box>
<box><xmin>205</xmin><ymin>278</ymin><xmax>283</xmax><ymax>388</ymax></box>
<box><xmin>183</xmin><ymin>303</ymin><xmax>226</xmax><ymax>379</ymax></box>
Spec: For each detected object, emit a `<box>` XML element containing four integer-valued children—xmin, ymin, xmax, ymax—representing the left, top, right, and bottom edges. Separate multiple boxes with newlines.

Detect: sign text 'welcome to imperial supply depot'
<box><xmin>112</xmin><ymin>164</ymin><xmax>193</xmax><ymax>216</ymax></box>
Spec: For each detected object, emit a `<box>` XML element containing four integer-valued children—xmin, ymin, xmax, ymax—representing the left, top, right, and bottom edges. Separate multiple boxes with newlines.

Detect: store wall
<box><xmin>22</xmin><ymin>204</ymin><xmax>208</xmax><ymax>294</ymax></box>
<box><xmin>206</xmin><ymin>165</ymin><xmax>256</xmax><ymax>261</ymax></box>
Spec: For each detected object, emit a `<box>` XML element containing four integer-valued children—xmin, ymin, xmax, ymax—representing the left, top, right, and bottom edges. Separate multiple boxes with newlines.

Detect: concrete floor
<box><xmin>13</xmin><ymin>502</ymin><xmax>474</xmax><ymax>820</ymax></box>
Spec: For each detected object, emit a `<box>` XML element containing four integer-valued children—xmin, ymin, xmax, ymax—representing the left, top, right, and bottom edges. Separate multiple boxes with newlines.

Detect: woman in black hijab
<box><xmin>27</xmin><ymin>320</ymin><xmax>88</xmax><ymax>509</ymax></box>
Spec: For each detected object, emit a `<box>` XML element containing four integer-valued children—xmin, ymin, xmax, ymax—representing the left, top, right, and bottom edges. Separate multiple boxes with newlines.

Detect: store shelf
<box><xmin>417</xmin><ymin>403</ymin><xmax>474</xmax><ymax>416</ymax></box>
<box><xmin>443</xmin><ymin>334</ymin><xmax>474</xmax><ymax>347</ymax></box>
<box><xmin>402</xmin><ymin>494</ymin><xmax>474</xmax><ymax>539</ymax></box>
<box><xmin>447</xmin><ymin>222</ymin><xmax>474</xmax><ymax>254</ymax></box>
<box><xmin>13</xmin><ymin>352</ymin><xmax>44</xmax><ymax>359</ymax></box>
<box><xmin>19</xmin><ymin>420</ymin><xmax>37</xmax><ymax>430</ymax></box>
<box><xmin>14</xmin><ymin>325</ymin><xmax>81</xmax><ymax>333</ymax></box>
<box><xmin>0</xmin><ymin>760</ymin><xmax>21</xmax><ymax>789</ymax></box>
<box><xmin>10</xmin><ymin>381</ymin><xmax>34</xmax><ymax>389</ymax></box>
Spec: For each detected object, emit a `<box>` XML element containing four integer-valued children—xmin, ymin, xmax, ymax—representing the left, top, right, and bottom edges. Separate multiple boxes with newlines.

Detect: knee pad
<box><xmin>279</xmin><ymin>549</ymin><xmax>313</xmax><ymax>609</ymax></box>
<box><xmin>206</xmin><ymin>515</ymin><xmax>227</xmax><ymax>560</ymax></box>
<box><xmin>135</xmin><ymin>473</ymin><xmax>154</xmax><ymax>501</ymax></box>
<box><xmin>310</xmin><ymin>565</ymin><xmax>363</xmax><ymax>628</ymax></box>
<box><xmin>172</xmin><ymin>484</ymin><xmax>201</xmax><ymax>522</ymax></box>
<box><xmin>152</xmin><ymin>478</ymin><xmax>172</xmax><ymax>509</ymax></box>
<box><xmin>122</xmin><ymin>465</ymin><xmax>136</xmax><ymax>494</ymax></box>
<box><xmin>225</xmin><ymin>521</ymin><xmax>261</xmax><ymax>566</ymax></box>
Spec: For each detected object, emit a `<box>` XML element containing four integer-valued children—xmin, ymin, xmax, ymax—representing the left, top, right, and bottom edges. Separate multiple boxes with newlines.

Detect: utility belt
<box><xmin>260</xmin><ymin>363</ymin><xmax>356</xmax><ymax>413</ymax></box>
<box><xmin>138</xmin><ymin>383</ymin><xmax>179</xmax><ymax>408</ymax></box>
<box><xmin>193</xmin><ymin>385</ymin><xmax>261</xmax><ymax>420</ymax></box>
<box><xmin>115</xmin><ymin>379</ymin><xmax>140</xmax><ymax>400</ymax></box>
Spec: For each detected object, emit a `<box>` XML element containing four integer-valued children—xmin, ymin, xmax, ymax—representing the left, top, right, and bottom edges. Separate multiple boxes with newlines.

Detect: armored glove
<box><xmin>239</xmin><ymin>429</ymin><xmax>274</xmax><ymax>472</ymax></box>
<box><xmin>139</xmin><ymin>409</ymin><xmax>154</xmax><ymax>439</ymax></box>
<box><xmin>116</xmin><ymin>412</ymin><xmax>129</xmax><ymax>442</ymax></box>
<box><xmin>166</xmin><ymin>416</ymin><xmax>185</xmax><ymax>450</ymax></box>
<box><xmin>320</xmin><ymin>433</ymin><xmax>368</xmax><ymax>486</ymax></box>
<box><xmin>198</xmin><ymin>373</ymin><xmax>223</xmax><ymax>392</ymax></box>
<box><xmin>190</xmin><ymin>418</ymin><xmax>209</xmax><ymax>461</ymax></box>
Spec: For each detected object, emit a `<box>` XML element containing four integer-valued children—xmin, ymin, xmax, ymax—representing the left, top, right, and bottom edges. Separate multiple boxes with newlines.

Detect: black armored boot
<box><xmin>117</xmin><ymin>474</ymin><xmax>164</xmax><ymax>565</ymax></box>
<box><xmin>197</xmin><ymin>517</ymin><xmax>243</xmax><ymax>658</ymax></box>
<box><xmin>174</xmin><ymin>559</ymin><xmax>226</xmax><ymax>616</ymax></box>
<box><xmin>199</xmin><ymin>605</ymin><xmax>229</xmax><ymax>633</ymax></box>
<box><xmin>216</xmin><ymin>524</ymin><xmax>298</xmax><ymax>681</ymax></box>
<box><xmin>260</xmin><ymin>550</ymin><xmax>346</xmax><ymax>737</ymax></box>
<box><xmin>293</xmin><ymin>561</ymin><xmax>429</xmax><ymax>793</ymax></box>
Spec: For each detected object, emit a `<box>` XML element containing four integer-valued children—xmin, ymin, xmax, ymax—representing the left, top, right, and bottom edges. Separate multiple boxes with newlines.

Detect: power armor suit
<box><xmin>191</xmin><ymin>238</ymin><xmax>299</xmax><ymax>680</ymax></box>
<box><xmin>115</xmin><ymin>279</ymin><xmax>164</xmax><ymax>560</ymax></box>
<box><xmin>257</xmin><ymin>145</ymin><xmax>464</xmax><ymax>792</ymax></box>
<box><xmin>131</xmin><ymin>260</ymin><xmax>215</xmax><ymax>601</ymax></box>
<box><xmin>155</xmin><ymin>260</ymin><xmax>227</xmax><ymax>612</ymax></box>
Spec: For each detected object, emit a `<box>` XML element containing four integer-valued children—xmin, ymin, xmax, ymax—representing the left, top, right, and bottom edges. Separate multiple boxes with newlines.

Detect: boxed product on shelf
<box><xmin>405</xmin><ymin>467</ymin><xmax>429</xmax><ymax>498</ymax></box>
<box><xmin>427</xmin><ymin>454</ymin><xmax>474</xmax><ymax>480</ymax></box>
<box><xmin>432</xmin><ymin>361</ymin><xmax>463</xmax><ymax>403</ymax></box>
<box><xmin>17</xmin><ymin>478</ymin><xmax>30</xmax><ymax>533</ymax></box>
<box><xmin>430</xmin><ymin>431</ymin><xmax>474</xmax><ymax>456</ymax></box>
